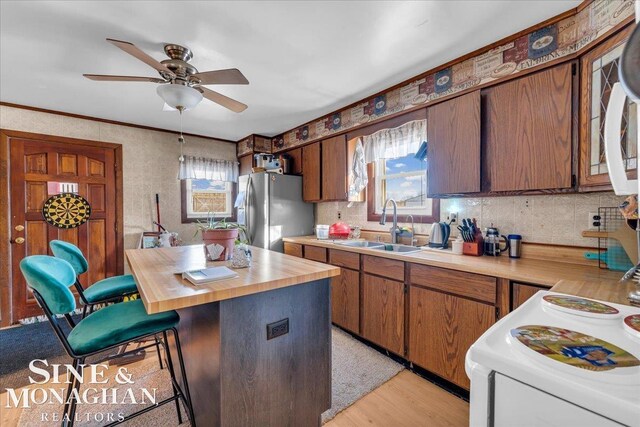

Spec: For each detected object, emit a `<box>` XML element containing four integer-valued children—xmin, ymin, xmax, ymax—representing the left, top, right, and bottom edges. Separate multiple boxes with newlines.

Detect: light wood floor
<box><xmin>327</xmin><ymin>370</ymin><xmax>469</xmax><ymax>427</ymax></box>
<box><xmin>1</xmin><ymin>361</ymin><xmax>468</xmax><ymax>427</ymax></box>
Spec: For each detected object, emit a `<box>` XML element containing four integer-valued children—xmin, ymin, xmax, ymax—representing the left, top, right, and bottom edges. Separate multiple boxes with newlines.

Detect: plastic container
<box><xmin>452</xmin><ymin>236</ymin><xmax>464</xmax><ymax>255</ymax></box>
<box><xmin>316</xmin><ymin>224</ymin><xmax>329</xmax><ymax>240</ymax></box>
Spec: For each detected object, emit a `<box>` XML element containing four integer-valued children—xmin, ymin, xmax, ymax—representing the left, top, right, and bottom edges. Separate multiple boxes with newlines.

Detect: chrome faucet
<box><xmin>379</xmin><ymin>198</ymin><xmax>400</xmax><ymax>244</ymax></box>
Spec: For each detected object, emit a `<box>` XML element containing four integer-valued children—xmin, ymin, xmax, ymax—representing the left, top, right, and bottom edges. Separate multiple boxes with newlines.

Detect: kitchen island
<box><xmin>126</xmin><ymin>245</ymin><xmax>340</xmax><ymax>427</ymax></box>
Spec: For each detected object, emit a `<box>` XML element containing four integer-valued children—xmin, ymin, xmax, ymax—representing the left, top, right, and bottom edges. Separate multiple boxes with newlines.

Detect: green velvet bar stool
<box><xmin>20</xmin><ymin>255</ymin><xmax>195</xmax><ymax>427</ymax></box>
<box><xmin>49</xmin><ymin>240</ymin><xmax>138</xmax><ymax>317</ymax></box>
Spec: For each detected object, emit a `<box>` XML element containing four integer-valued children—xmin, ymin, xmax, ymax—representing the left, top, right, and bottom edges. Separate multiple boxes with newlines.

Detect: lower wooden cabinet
<box><xmin>283</xmin><ymin>242</ymin><xmax>303</xmax><ymax>258</ymax></box>
<box><xmin>408</xmin><ymin>286</ymin><xmax>495</xmax><ymax>390</ymax></box>
<box><xmin>512</xmin><ymin>282</ymin><xmax>546</xmax><ymax>310</ymax></box>
<box><xmin>361</xmin><ymin>273</ymin><xmax>405</xmax><ymax>356</ymax></box>
<box><xmin>331</xmin><ymin>268</ymin><xmax>360</xmax><ymax>333</ymax></box>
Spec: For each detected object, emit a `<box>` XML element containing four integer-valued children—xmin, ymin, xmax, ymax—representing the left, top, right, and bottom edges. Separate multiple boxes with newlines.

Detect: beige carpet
<box><xmin>19</xmin><ymin>327</ymin><xmax>403</xmax><ymax>425</ymax></box>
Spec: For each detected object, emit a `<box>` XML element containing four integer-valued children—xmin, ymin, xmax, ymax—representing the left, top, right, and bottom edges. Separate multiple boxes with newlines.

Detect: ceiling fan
<box><xmin>84</xmin><ymin>38</ymin><xmax>248</xmax><ymax>113</ymax></box>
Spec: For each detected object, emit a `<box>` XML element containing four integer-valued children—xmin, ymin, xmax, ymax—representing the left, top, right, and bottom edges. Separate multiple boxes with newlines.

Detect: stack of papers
<box><xmin>182</xmin><ymin>266</ymin><xmax>239</xmax><ymax>285</ymax></box>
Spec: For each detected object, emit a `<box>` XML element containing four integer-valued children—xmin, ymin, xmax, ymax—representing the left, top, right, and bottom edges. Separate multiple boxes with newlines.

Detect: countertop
<box><xmin>126</xmin><ymin>244</ymin><xmax>340</xmax><ymax>314</ymax></box>
<box><xmin>550</xmin><ymin>279</ymin><xmax>638</xmax><ymax>306</ymax></box>
<box><xmin>284</xmin><ymin>236</ymin><xmax>622</xmax><ymax>287</ymax></box>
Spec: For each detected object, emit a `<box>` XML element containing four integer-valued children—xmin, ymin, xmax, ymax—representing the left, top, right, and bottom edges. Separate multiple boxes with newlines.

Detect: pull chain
<box><xmin>178</xmin><ymin>107</ymin><xmax>185</xmax><ymax>162</ymax></box>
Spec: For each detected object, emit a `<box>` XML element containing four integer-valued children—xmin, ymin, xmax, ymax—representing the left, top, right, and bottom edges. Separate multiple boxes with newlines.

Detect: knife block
<box><xmin>463</xmin><ymin>241</ymin><xmax>483</xmax><ymax>256</ymax></box>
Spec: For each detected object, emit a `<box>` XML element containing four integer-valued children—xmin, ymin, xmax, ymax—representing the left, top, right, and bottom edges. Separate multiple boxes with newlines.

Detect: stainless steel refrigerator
<box><xmin>237</xmin><ymin>173</ymin><xmax>314</xmax><ymax>252</ymax></box>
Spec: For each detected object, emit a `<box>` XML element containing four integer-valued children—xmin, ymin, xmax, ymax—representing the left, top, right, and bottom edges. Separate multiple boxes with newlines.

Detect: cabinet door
<box><xmin>331</xmin><ymin>268</ymin><xmax>360</xmax><ymax>333</ymax></box>
<box><xmin>321</xmin><ymin>135</ymin><xmax>348</xmax><ymax>201</ymax></box>
<box><xmin>512</xmin><ymin>282</ymin><xmax>545</xmax><ymax>309</ymax></box>
<box><xmin>302</xmin><ymin>142</ymin><xmax>321</xmax><ymax>201</ymax></box>
<box><xmin>361</xmin><ymin>273</ymin><xmax>405</xmax><ymax>355</ymax></box>
<box><xmin>289</xmin><ymin>148</ymin><xmax>303</xmax><ymax>175</ymax></box>
<box><xmin>579</xmin><ymin>26</ymin><xmax>636</xmax><ymax>190</ymax></box>
<box><xmin>239</xmin><ymin>154</ymin><xmax>253</xmax><ymax>176</ymax></box>
<box><xmin>483</xmin><ymin>63</ymin><xmax>573</xmax><ymax>192</ymax></box>
<box><xmin>427</xmin><ymin>90</ymin><xmax>481</xmax><ymax>196</ymax></box>
<box><xmin>409</xmin><ymin>286</ymin><xmax>495</xmax><ymax>390</ymax></box>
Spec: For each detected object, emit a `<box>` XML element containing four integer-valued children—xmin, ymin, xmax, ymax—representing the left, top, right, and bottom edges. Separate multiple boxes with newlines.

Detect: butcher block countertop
<box><xmin>550</xmin><ymin>279</ymin><xmax>638</xmax><ymax>306</ymax></box>
<box><xmin>126</xmin><ymin>244</ymin><xmax>340</xmax><ymax>314</ymax></box>
<box><xmin>283</xmin><ymin>236</ymin><xmax>622</xmax><ymax>287</ymax></box>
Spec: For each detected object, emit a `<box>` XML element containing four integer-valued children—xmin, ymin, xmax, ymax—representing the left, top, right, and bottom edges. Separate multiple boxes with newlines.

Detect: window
<box><xmin>368</xmin><ymin>153</ymin><xmax>438</xmax><ymax>223</ymax></box>
<box><xmin>181</xmin><ymin>179</ymin><xmax>234</xmax><ymax>223</ymax></box>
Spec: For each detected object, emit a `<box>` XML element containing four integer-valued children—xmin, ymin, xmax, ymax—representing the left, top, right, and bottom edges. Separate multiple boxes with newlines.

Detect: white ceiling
<box><xmin>0</xmin><ymin>1</ymin><xmax>581</xmax><ymax>141</ymax></box>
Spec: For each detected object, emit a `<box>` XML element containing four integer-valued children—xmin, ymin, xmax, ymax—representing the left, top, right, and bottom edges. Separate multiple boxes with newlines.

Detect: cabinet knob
<box><xmin>11</xmin><ymin>237</ymin><xmax>25</xmax><ymax>244</ymax></box>
<box><xmin>15</xmin><ymin>225</ymin><xmax>24</xmax><ymax>232</ymax></box>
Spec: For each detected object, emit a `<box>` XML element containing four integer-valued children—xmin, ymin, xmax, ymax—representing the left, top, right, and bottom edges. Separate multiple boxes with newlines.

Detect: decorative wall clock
<box><xmin>42</xmin><ymin>193</ymin><xmax>91</xmax><ymax>229</ymax></box>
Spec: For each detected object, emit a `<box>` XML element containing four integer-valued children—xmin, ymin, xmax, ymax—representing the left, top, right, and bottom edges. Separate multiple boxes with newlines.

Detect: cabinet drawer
<box><xmin>304</xmin><ymin>245</ymin><xmax>327</xmax><ymax>263</ymax></box>
<box><xmin>410</xmin><ymin>264</ymin><xmax>496</xmax><ymax>304</ymax></box>
<box><xmin>329</xmin><ymin>249</ymin><xmax>360</xmax><ymax>270</ymax></box>
<box><xmin>362</xmin><ymin>255</ymin><xmax>404</xmax><ymax>281</ymax></box>
<box><xmin>283</xmin><ymin>242</ymin><xmax>303</xmax><ymax>258</ymax></box>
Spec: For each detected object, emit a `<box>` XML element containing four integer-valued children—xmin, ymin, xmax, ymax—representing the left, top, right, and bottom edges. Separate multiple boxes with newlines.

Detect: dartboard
<box><xmin>42</xmin><ymin>193</ymin><xmax>91</xmax><ymax>229</ymax></box>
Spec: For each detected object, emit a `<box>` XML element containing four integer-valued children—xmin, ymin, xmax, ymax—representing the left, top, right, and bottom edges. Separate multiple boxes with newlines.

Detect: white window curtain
<box><xmin>178</xmin><ymin>156</ymin><xmax>239</xmax><ymax>182</ymax></box>
<box><xmin>363</xmin><ymin>119</ymin><xmax>427</xmax><ymax>163</ymax></box>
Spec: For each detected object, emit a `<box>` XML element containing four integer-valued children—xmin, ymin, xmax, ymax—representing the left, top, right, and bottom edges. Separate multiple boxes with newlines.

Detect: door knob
<box><xmin>15</xmin><ymin>225</ymin><xmax>24</xmax><ymax>232</ymax></box>
<box><xmin>11</xmin><ymin>237</ymin><xmax>25</xmax><ymax>244</ymax></box>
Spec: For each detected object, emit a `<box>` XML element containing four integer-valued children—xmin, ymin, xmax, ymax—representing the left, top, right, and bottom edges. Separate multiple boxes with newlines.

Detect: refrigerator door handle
<box><xmin>604</xmin><ymin>83</ymin><xmax>637</xmax><ymax>196</ymax></box>
<box><xmin>244</xmin><ymin>174</ymin><xmax>252</xmax><ymax>244</ymax></box>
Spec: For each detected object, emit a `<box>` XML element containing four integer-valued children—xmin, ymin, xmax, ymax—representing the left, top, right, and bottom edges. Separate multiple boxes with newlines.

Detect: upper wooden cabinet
<box><xmin>427</xmin><ymin>90</ymin><xmax>481</xmax><ymax>196</ymax></box>
<box><xmin>239</xmin><ymin>154</ymin><xmax>253</xmax><ymax>176</ymax></box>
<box><xmin>301</xmin><ymin>135</ymin><xmax>349</xmax><ymax>202</ymax></box>
<box><xmin>482</xmin><ymin>62</ymin><xmax>574</xmax><ymax>192</ymax></box>
<box><xmin>579</xmin><ymin>25</ymin><xmax>637</xmax><ymax>191</ymax></box>
<box><xmin>302</xmin><ymin>142</ymin><xmax>321</xmax><ymax>202</ymax></box>
<box><xmin>288</xmin><ymin>147</ymin><xmax>303</xmax><ymax>175</ymax></box>
<box><xmin>321</xmin><ymin>134</ymin><xmax>348</xmax><ymax>201</ymax></box>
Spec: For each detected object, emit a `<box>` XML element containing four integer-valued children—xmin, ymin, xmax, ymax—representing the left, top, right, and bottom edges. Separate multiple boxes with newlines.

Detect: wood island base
<box><xmin>172</xmin><ymin>279</ymin><xmax>331</xmax><ymax>427</ymax></box>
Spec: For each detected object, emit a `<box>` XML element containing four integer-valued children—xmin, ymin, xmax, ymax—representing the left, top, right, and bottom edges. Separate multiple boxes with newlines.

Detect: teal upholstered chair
<box><xmin>20</xmin><ymin>255</ymin><xmax>195</xmax><ymax>427</ymax></box>
<box><xmin>49</xmin><ymin>240</ymin><xmax>138</xmax><ymax>317</ymax></box>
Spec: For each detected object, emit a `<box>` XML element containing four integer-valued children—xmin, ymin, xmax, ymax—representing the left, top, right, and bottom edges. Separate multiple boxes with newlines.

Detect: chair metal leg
<box><xmin>81</xmin><ymin>305</ymin><xmax>88</xmax><ymax>319</ymax></box>
<box><xmin>172</xmin><ymin>328</ymin><xmax>196</xmax><ymax>426</ymax></box>
<box><xmin>154</xmin><ymin>334</ymin><xmax>164</xmax><ymax>370</ymax></box>
<box><xmin>62</xmin><ymin>358</ymin><xmax>79</xmax><ymax>425</ymax></box>
<box><xmin>162</xmin><ymin>331</ymin><xmax>182</xmax><ymax>425</ymax></box>
<box><xmin>66</xmin><ymin>357</ymin><xmax>84</xmax><ymax>427</ymax></box>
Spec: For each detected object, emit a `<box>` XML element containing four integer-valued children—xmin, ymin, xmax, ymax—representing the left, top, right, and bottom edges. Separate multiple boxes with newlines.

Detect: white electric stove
<box><xmin>466</xmin><ymin>291</ymin><xmax>640</xmax><ymax>427</ymax></box>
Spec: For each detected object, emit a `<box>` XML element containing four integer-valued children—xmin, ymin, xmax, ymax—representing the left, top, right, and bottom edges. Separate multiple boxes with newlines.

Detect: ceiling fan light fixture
<box><xmin>156</xmin><ymin>84</ymin><xmax>203</xmax><ymax>110</ymax></box>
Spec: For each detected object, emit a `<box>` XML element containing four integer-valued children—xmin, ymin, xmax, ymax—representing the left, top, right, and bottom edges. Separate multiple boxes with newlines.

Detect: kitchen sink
<box><xmin>371</xmin><ymin>244</ymin><xmax>422</xmax><ymax>253</ymax></box>
<box><xmin>333</xmin><ymin>240</ymin><xmax>385</xmax><ymax>248</ymax></box>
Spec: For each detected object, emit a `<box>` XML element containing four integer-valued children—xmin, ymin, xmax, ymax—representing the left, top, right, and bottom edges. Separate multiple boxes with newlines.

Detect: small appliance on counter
<box><xmin>483</xmin><ymin>226</ymin><xmax>510</xmax><ymax>256</ymax></box>
<box><xmin>429</xmin><ymin>221</ymin><xmax>451</xmax><ymax>249</ymax></box>
<box><xmin>329</xmin><ymin>222</ymin><xmax>351</xmax><ymax>240</ymax></box>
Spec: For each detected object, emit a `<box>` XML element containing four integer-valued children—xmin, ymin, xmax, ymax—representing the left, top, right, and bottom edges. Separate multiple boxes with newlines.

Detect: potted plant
<box><xmin>195</xmin><ymin>214</ymin><xmax>247</xmax><ymax>261</ymax></box>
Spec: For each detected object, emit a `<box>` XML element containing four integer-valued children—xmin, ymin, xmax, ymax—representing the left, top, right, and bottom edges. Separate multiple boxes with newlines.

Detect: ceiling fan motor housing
<box><xmin>161</xmin><ymin>44</ymin><xmax>198</xmax><ymax>82</ymax></box>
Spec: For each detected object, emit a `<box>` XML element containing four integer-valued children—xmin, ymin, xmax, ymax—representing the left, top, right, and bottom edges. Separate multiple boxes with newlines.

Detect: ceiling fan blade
<box><xmin>83</xmin><ymin>74</ymin><xmax>165</xmax><ymax>83</ymax></box>
<box><xmin>106</xmin><ymin>38</ymin><xmax>175</xmax><ymax>78</ymax></box>
<box><xmin>192</xmin><ymin>68</ymin><xmax>249</xmax><ymax>85</ymax></box>
<box><xmin>197</xmin><ymin>87</ymin><xmax>247</xmax><ymax>113</ymax></box>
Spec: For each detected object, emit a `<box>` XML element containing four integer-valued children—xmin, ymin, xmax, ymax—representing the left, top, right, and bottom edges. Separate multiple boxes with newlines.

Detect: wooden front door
<box><xmin>6</xmin><ymin>131</ymin><xmax>123</xmax><ymax>322</ymax></box>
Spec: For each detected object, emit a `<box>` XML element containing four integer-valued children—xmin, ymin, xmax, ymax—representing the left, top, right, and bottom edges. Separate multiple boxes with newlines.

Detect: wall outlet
<box><xmin>588</xmin><ymin>212</ymin><xmax>601</xmax><ymax>230</ymax></box>
<box><xmin>448</xmin><ymin>212</ymin><xmax>458</xmax><ymax>224</ymax></box>
<box><xmin>337</xmin><ymin>211</ymin><xmax>342</xmax><ymax>220</ymax></box>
